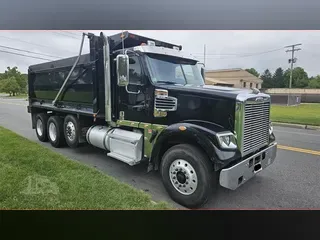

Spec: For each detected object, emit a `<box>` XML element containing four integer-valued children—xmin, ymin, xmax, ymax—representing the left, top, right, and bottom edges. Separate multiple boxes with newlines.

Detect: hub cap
<box><xmin>36</xmin><ymin>119</ymin><xmax>43</xmax><ymax>136</ymax></box>
<box><xmin>48</xmin><ymin>122</ymin><xmax>57</xmax><ymax>142</ymax></box>
<box><xmin>66</xmin><ymin>121</ymin><xmax>76</xmax><ymax>141</ymax></box>
<box><xmin>169</xmin><ymin>159</ymin><xmax>198</xmax><ymax>195</ymax></box>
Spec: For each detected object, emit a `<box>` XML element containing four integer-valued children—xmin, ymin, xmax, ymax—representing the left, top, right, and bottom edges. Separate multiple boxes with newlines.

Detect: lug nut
<box><xmin>179</xmin><ymin>184</ymin><xmax>182</xmax><ymax>187</ymax></box>
<box><xmin>183</xmin><ymin>185</ymin><xmax>186</xmax><ymax>187</ymax></box>
<box><xmin>173</xmin><ymin>176</ymin><xmax>176</xmax><ymax>179</ymax></box>
<box><xmin>186</xmin><ymin>182</ymin><xmax>188</xmax><ymax>185</ymax></box>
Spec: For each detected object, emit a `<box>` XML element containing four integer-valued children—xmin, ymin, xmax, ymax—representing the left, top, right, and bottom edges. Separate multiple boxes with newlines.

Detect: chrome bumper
<box><xmin>219</xmin><ymin>142</ymin><xmax>277</xmax><ymax>190</ymax></box>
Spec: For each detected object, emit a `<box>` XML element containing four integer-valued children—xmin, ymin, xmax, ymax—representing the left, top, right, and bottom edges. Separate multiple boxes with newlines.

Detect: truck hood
<box><xmin>156</xmin><ymin>83</ymin><xmax>256</xmax><ymax>101</ymax></box>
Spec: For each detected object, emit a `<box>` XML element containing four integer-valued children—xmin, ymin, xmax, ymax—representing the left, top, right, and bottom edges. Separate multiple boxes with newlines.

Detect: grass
<box><xmin>271</xmin><ymin>103</ymin><xmax>320</xmax><ymax>126</ymax></box>
<box><xmin>0</xmin><ymin>126</ymin><xmax>171</xmax><ymax>209</ymax></box>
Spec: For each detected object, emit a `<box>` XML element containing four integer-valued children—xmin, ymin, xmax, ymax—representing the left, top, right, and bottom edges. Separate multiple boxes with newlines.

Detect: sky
<box><xmin>0</xmin><ymin>30</ymin><xmax>319</xmax><ymax>77</ymax></box>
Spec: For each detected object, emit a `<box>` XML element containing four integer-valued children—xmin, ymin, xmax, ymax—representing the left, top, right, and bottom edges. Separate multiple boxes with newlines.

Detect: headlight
<box><xmin>269</xmin><ymin>121</ymin><xmax>273</xmax><ymax>135</ymax></box>
<box><xmin>216</xmin><ymin>132</ymin><xmax>237</xmax><ymax>149</ymax></box>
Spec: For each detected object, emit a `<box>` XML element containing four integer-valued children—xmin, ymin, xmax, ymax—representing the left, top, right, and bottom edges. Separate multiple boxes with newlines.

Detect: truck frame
<box><xmin>27</xmin><ymin>31</ymin><xmax>277</xmax><ymax>208</ymax></box>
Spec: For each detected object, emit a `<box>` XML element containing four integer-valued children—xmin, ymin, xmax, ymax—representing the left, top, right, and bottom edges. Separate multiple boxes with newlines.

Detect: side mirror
<box><xmin>197</xmin><ymin>62</ymin><xmax>205</xmax><ymax>81</ymax></box>
<box><xmin>201</xmin><ymin>67</ymin><xmax>205</xmax><ymax>81</ymax></box>
<box><xmin>116</xmin><ymin>54</ymin><xmax>129</xmax><ymax>86</ymax></box>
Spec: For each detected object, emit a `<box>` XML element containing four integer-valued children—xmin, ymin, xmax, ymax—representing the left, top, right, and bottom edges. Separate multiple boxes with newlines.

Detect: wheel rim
<box><xmin>66</xmin><ymin>121</ymin><xmax>76</xmax><ymax>141</ymax></box>
<box><xmin>48</xmin><ymin>122</ymin><xmax>57</xmax><ymax>142</ymax></box>
<box><xmin>169</xmin><ymin>159</ymin><xmax>198</xmax><ymax>195</ymax></box>
<box><xmin>36</xmin><ymin>119</ymin><xmax>43</xmax><ymax>136</ymax></box>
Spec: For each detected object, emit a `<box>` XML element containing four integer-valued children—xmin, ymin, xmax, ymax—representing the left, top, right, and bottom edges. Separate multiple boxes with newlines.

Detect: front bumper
<box><xmin>219</xmin><ymin>142</ymin><xmax>277</xmax><ymax>190</ymax></box>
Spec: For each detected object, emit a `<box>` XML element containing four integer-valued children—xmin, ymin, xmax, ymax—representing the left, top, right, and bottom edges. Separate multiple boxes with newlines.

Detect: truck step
<box><xmin>107</xmin><ymin>152</ymin><xmax>140</xmax><ymax>166</ymax></box>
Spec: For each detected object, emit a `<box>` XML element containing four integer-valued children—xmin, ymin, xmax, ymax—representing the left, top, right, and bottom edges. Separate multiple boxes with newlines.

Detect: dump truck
<box><xmin>27</xmin><ymin>31</ymin><xmax>277</xmax><ymax>208</ymax></box>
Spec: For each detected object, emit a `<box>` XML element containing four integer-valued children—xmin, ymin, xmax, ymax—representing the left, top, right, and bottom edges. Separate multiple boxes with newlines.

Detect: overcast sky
<box><xmin>0</xmin><ymin>30</ymin><xmax>319</xmax><ymax>77</ymax></box>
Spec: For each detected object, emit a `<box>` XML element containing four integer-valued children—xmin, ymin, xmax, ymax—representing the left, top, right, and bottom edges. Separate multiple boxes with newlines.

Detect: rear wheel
<box><xmin>47</xmin><ymin>116</ymin><xmax>65</xmax><ymax>148</ymax></box>
<box><xmin>35</xmin><ymin>113</ymin><xmax>49</xmax><ymax>142</ymax></box>
<box><xmin>64</xmin><ymin>115</ymin><xmax>80</xmax><ymax>148</ymax></box>
<box><xmin>160</xmin><ymin>144</ymin><xmax>216</xmax><ymax>209</ymax></box>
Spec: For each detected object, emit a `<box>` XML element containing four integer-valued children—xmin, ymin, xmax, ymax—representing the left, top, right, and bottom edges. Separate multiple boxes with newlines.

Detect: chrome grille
<box><xmin>154</xmin><ymin>95</ymin><xmax>177</xmax><ymax>111</ymax></box>
<box><xmin>243</xmin><ymin>100</ymin><xmax>270</xmax><ymax>155</ymax></box>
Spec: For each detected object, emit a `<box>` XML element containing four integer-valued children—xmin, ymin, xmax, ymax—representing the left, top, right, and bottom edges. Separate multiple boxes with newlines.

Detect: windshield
<box><xmin>145</xmin><ymin>54</ymin><xmax>204</xmax><ymax>86</ymax></box>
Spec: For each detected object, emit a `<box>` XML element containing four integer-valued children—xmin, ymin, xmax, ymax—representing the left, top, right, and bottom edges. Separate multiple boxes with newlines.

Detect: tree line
<box><xmin>0</xmin><ymin>67</ymin><xmax>27</xmax><ymax>96</ymax></box>
<box><xmin>245</xmin><ymin>67</ymin><xmax>320</xmax><ymax>89</ymax></box>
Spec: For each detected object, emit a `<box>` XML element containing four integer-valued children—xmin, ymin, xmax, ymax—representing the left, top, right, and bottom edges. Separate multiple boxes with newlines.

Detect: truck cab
<box><xmin>27</xmin><ymin>31</ymin><xmax>277</xmax><ymax>208</ymax></box>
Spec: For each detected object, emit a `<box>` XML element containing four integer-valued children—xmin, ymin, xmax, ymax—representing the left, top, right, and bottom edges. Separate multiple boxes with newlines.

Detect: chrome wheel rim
<box><xmin>36</xmin><ymin>119</ymin><xmax>43</xmax><ymax>136</ymax></box>
<box><xmin>48</xmin><ymin>122</ymin><xmax>57</xmax><ymax>142</ymax></box>
<box><xmin>169</xmin><ymin>159</ymin><xmax>198</xmax><ymax>195</ymax></box>
<box><xmin>66</xmin><ymin>121</ymin><xmax>76</xmax><ymax>141</ymax></box>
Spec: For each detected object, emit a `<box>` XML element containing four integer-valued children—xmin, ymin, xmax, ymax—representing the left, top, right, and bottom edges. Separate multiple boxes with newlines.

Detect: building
<box><xmin>205</xmin><ymin>68</ymin><xmax>263</xmax><ymax>89</ymax></box>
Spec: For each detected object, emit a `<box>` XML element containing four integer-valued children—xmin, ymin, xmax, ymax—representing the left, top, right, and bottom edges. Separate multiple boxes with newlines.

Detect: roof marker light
<box><xmin>147</xmin><ymin>40</ymin><xmax>156</xmax><ymax>46</ymax></box>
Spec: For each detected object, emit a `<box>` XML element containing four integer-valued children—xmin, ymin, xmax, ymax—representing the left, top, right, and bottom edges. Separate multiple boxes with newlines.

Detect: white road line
<box><xmin>274</xmin><ymin>129</ymin><xmax>320</xmax><ymax>137</ymax></box>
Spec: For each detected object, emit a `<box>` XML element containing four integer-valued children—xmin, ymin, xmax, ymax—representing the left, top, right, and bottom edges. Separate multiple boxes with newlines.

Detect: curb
<box><xmin>273</xmin><ymin>122</ymin><xmax>320</xmax><ymax>131</ymax></box>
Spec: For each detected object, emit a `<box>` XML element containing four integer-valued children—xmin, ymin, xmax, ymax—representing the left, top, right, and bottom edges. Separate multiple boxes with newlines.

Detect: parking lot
<box><xmin>0</xmin><ymin>97</ymin><xmax>319</xmax><ymax>209</ymax></box>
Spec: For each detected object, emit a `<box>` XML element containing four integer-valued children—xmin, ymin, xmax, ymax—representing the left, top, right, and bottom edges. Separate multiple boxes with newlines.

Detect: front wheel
<box><xmin>160</xmin><ymin>144</ymin><xmax>216</xmax><ymax>209</ymax></box>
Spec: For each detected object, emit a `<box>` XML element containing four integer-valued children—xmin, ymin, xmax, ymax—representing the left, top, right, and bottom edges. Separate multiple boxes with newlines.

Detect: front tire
<box><xmin>160</xmin><ymin>144</ymin><xmax>215</xmax><ymax>209</ymax></box>
<box><xmin>47</xmin><ymin>116</ymin><xmax>65</xmax><ymax>148</ymax></box>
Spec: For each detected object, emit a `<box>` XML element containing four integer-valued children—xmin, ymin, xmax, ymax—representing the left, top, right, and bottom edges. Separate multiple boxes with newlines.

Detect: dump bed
<box><xmin>29</xmin><ymin>54</ymin><xmax>93</xmax><ymax>104</ymax></box>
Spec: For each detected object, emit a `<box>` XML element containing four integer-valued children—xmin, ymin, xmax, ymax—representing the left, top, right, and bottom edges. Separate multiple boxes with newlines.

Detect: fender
<box><xmin>150</xmin><ymin>120</ymin><xmax>242</xmax><ymax>171</ymax></box>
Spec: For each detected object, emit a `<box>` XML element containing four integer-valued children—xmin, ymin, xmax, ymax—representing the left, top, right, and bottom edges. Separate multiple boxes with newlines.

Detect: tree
<box><xmin>245</xmin><ymin>68</ymin><xmax>260</xmax><ymax>78</ymax></box>
<box><xmin>308</xmin><ymin>76</ymin><xmax>320</xmax><ymax>88</ymax></box>
<box><xmin>272</xmin><ymin>67</ymin><xmax>285</xmax><ymax>88</ymax></box>
<box><xmin>1</xmin><ymin>67</ymin><xmax>27</xmax><ymax>93</ymax></box>
<box><xmin>283</xmin><ymin>67</ymin><xmax>309</xmax><ymax>88</ymax></box>
<box><xmin>261</xmin><ymin>69</ymin><xmax>273</xmax><ymax>88</ymax></box>
<box><xmin>1</xmin><ymin>77</ymin><xmax>20</xmax><ymax>96</ymax></box>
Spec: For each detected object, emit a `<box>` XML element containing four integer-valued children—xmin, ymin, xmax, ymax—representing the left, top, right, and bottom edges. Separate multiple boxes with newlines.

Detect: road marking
<box><xmin>0</xmin><ymin>101</ymin><xmax>27</xmax><ymax>107</ymax></box>
<box><xmin>278</xmin><ymin>145</ymin><xmax>320</xmax><ymax>156</ymax></box>
<box><xmin>274</xmin><ymin>129</ymin><xmax>320</xmax><ymax>137</ymax></box>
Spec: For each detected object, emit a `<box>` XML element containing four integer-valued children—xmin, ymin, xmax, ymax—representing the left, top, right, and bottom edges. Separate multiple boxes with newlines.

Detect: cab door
<box><xmin>118</xmin><ymin>55</ymin><xmax>153</xmax><ymax>123</ymax></box>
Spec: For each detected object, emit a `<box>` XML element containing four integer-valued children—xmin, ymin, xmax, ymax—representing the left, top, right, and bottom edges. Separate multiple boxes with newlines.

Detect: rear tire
<box><xmin>47</xmin><ymin>116</ymin><xmax>65</xmax><ymax>148</ymax></box>
<box><xmin>64</xmin><ymin>115</ymin><xmax>80</xmax><ymax>148</ymax></box>
<box><xmin>35</xmin><ymin>113</ymin><xmax>49</xmax><ymax>142</ymax></box>
<box><xmin>160</xmin><ymin>144</ymin><xmax>215</xmax><ymax>209</ymax></box>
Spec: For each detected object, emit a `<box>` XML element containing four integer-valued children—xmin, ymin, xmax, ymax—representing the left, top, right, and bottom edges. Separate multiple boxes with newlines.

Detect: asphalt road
<box><xmin>1</xmin><ymin>97</ymin><xmax>320</xmax><ymax>209</ymax></box>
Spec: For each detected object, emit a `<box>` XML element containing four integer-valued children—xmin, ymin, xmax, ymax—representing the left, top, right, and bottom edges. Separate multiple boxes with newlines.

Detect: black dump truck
<box><xmin>27</xmin><ymin>31</ymin><xmax>277</xmax><ymax>208</ymax></box>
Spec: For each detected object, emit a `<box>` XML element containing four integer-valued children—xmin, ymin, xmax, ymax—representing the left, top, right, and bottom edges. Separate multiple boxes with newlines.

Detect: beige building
<box><xmin>205</xmin><ymin>68</ymin><xmax>263</xmax><ymax>89</ymax></box>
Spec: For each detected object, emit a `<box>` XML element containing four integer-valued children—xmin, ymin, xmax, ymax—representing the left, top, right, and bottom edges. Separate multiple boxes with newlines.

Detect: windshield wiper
<box><xmin>156</xmin><ymin>81</ymin><xmax>178</xmax><ymax>84</ymax></box>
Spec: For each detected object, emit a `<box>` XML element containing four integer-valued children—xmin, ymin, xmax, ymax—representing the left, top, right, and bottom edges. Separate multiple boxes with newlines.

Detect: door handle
<box><xmin>125</xmin><ymin>85</ymin><xmax>141</xmax><ymax>95</ymax></box>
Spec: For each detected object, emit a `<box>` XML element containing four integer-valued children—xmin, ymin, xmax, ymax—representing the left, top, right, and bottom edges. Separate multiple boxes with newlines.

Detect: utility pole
<box><xmin>285</xmin><ymin>43</ymin><xmax>302</xmax><ymax>105</ymax></box>
<box><xmin>203</xmin><ymin>44</ymin><xmax>206</xmax><ymax>67</ymax></box>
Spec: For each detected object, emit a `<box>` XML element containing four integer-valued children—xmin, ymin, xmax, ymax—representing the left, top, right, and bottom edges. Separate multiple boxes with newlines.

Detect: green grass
<box><xmin>0</xmin><ymin>126</ymin><xmax>171</xmax><ymax>209</ymax></box>
<box><xmin>271</xmin><ymin>103</ymin><xmax>320</xmax><ymax>126</ymax></box>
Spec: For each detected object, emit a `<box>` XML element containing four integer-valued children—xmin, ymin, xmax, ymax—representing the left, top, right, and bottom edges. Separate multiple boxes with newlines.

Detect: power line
<box><xmin>0</xmin><ymin>44</ymin><xmax>61</xmax><ymax>59</ymax></box>
<box><xmin>61</xmin><ymin>31</ymin><xmax>82</xmax><ymax>38</ymax></box>
<box><xmin>0</xmin><ymin>49</ymin><xmax>53</xmax><ymax>61</ymax></box>
<box><xmin>51</xmin><ymin>31</ymin><xmax>80</xmax><ymax>40</ymax></box>
<box><xmin>192</xmin><ymin>47</ymin><xmax>284</xmax><ymax>59</ymax></box>
<box><xmin>0</xmin><ymin>35</ymin><xmax>77</xmax><ymax>54</ymax></box>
